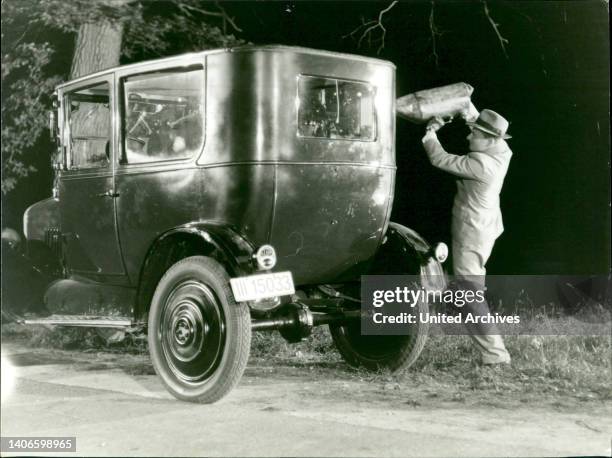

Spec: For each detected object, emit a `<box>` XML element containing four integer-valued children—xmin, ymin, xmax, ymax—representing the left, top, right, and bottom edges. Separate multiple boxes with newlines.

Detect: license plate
<box><xmin>230</xmin><ymin>271</ymin><xmax>295</xmax><ymax>302</ymax></box>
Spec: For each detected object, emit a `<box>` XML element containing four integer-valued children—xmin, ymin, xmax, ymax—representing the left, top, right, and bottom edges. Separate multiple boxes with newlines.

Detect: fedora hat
<box><xmin>467</xmin><ymin>109</ymin><xmax>512</xmax><ymax>139</ymax></box>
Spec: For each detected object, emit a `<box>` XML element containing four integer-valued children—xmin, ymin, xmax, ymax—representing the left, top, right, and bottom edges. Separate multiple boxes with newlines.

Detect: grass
<box><xmin>250</xmin><ymin>328</ymin><xmax>611</xmax><ymax>402</ymax></box>
<box><xmin>1</xmin><ymin>323</ymin><xmax>148</xmax><ymax>354</ymax></box>
<box><xmin>2</xmin><ymin>315</ymin><xmax>610</xmax><ymax>407</ymax></box>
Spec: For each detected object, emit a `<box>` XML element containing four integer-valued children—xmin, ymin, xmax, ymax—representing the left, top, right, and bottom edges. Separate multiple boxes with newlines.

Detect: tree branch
<box><xmin>175</xmin><ymin>0</ymin><xmax>242</xmax><ymax>34</ymax></box>
<box><xmin>343</xmin><ymin>1</ymin><xmax>398</xmax><ymax>54</ymax></box>
<box><xmin>482</xmin><ymin>1</ymin><xmax>509</xmax><ymax>58</ymax></box>
<box><xmin>428</xmin><ymin>0</ymin><xmax>443</xmax><ymax>67</ymax></box>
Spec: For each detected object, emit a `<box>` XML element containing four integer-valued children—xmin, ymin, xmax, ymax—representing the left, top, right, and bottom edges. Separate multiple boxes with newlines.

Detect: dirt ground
<box><xmin>1</xmin><ymin>339</ymin><xmax>611</xmax><ymax>457</ymax></box>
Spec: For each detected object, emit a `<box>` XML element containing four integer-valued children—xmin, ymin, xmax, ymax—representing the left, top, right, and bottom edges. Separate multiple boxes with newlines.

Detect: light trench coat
<box><xmin>423</xmin><ymin>134</ymin><xmax>512</xmax><ymax>275</ymax></box>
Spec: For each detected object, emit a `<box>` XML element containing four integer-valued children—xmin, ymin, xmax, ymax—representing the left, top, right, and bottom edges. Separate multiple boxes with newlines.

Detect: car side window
<box><xmin>65</xmin><ymin>82</ymin><xmax>111</xmax><ymax>169</ymax></box>
<box><xmin>121</xmin><ymin>67</ymin><xmax>205</xmax><ymax>164</ymax></box>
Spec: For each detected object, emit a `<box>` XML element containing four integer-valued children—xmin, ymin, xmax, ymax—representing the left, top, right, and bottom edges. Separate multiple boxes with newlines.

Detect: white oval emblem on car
<box><xmin>255</xmin><ymin>244</ymin><xmax>277</xmax><ymax>270</ymax></box>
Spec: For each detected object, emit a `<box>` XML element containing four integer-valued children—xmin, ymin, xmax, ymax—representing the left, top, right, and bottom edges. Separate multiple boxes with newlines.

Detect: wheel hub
<box><xmin>160</xmin><ymin>280</ymin><xmax>225</xmax><ymax>382</ymax></box>
<box><xmin>173</xmin><ymin>315</ymin><xmax>194</xmax><ymax>345</ymax></box>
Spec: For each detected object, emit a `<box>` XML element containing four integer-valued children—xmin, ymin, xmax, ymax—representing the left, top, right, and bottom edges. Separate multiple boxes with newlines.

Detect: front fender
<box><xmin>22</xmin><ymin>197</ymin><xmax>63</xmax><ymax>276</ymax></box>
<box><xmin>23</xmin><ymin>197</ymin><xmax>60</xmax><ymax>243</ymax></box>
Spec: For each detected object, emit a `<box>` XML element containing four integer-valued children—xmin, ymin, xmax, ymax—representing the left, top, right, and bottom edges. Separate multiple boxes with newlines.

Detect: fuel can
<box><xmin>396</xmin><ymin>82</ymin><xmax>475</xmax><ymax>124</ymax></box>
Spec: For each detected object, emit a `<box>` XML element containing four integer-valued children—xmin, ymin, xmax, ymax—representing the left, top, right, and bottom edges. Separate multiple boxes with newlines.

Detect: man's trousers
<box><xmin>452</xmin><ymin>239</ymin><xmax>511</xmax><ymax>365</ymax></box>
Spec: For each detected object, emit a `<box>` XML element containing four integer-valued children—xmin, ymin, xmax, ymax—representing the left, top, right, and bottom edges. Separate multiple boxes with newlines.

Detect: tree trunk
<box><xmin>70</xmin><ymin>21</ymin><xmax>123</xmax><ymax>79</ymax></box>
<box><xmin>68</xmin><ymin>19</ymin><xmax>123</xmax><ymax>168</ymax></box>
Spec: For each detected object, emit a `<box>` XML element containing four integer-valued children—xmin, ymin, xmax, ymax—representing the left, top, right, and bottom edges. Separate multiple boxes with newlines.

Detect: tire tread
<box><xmin>148</xmin><ymin>256</ymin><xmax>251</xmax><ymax>403</ymax></box>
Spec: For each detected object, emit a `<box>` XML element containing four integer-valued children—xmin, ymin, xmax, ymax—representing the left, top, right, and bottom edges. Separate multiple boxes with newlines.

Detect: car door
<box><xmin>58</xmin><ymin>74</ymin><xmax>127</xmax><ymax>282</ymax></box>
<box><xmin>113</xmin><ymin>62</ymin><xmax>207</xmax><ymax>281</ymax></box>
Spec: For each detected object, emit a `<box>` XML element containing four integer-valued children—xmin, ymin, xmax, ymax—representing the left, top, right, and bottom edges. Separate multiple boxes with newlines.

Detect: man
<box><xmin>422</xmin><ymin>109</ymin><xmax>513</xmax><ymax>365</ymax></box>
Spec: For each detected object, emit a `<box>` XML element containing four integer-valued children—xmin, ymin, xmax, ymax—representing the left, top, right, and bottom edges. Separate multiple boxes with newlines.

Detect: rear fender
<box><xmin>158</xmin><ymin>223</ymin><xmax>257</xmax><ymax>276</ymax></box>
<box><xmin>386</xmin><ymin>222</ymin><xmax>435</xmax><ymax>263</ymax></box>
<box><xmin>371</xmin><ymin>222</ymin><xmax>446</xmax><ymax>281</ymax></box>
<box><xmin>135</xmin><ymin>223</ymin><xmax>256</xmax><ymax>321</ymax></box>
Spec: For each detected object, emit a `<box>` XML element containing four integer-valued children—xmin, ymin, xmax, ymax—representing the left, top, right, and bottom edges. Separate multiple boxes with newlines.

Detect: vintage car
<box><xmin>22</xmin><ymin>45</ymin><xmax>447</xmax><ymax>403</ymax></box>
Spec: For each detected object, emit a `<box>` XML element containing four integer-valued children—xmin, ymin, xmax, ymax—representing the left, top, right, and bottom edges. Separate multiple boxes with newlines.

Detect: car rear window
<box><xmin>297</xmin><ymin>75</ymin><xmax>376</xmax><ymax>141</ymax></box>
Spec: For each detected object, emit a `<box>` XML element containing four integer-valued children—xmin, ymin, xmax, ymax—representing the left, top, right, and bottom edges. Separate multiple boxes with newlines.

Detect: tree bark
<box><xmin>68</xmin><ymin>18</ymin><xmax>123</xmax><ymax>168</ymax></box>
<box><xmin>70</xmin><ymin>21</ymin><xmax>123</xmax><ymax>79</ymax></box>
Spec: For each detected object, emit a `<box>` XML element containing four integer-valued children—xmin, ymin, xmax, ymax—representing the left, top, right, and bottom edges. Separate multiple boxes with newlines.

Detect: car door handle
<box><xmin>96</xmin><ymin>189</ymin><xmax>120</xmax><ymax>198</ymax></box>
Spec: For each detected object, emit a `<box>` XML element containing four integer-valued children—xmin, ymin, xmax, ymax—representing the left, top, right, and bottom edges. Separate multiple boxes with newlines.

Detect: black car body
<box><xmin>22</xmin><ymin>46</ymin><xmax>446</xmax><ymax>402</ymax></box>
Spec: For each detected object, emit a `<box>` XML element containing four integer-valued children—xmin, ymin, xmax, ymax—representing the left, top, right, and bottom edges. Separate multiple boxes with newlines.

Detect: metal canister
<box><xmin>396</xmin><ymin>82</ymin><xmax>474</xmax><ymax>124</ymax></box>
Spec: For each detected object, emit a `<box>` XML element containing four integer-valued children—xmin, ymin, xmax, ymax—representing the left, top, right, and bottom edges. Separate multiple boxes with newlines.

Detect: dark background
<box><xmin>3</xmin><ymin>0</ymin><xmax>610</xmax><ymax>275</ymax></box>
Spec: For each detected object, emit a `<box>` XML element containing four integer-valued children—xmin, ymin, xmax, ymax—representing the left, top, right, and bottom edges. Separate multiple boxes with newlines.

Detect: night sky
<box><xmin>3</xmin><ymin>1</ymin><xmax>610</xmax><ymax>275</ymax></box>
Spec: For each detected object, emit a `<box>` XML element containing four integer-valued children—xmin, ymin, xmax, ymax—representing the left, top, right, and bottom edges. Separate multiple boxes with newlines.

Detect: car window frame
<box><xmin>61</xmin><ymin>74</ymin><xmax>115</xmax><ymax>174</ymax></box>
<box><xmin>116</xmin><ymin>60</ymin><xmax>206</xmax><ymax>168</ymax></box>
<box><xmin>296</xmin><ymin>73</ymin><xmax>378</xmax><ymax>143</ymax></box>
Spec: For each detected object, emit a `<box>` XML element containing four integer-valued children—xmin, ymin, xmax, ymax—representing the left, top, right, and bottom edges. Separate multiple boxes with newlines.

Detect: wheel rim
<box><xmin>159</xmin><ymin>280</ymin><xmax>226</xmax><ymax>383</ymax></box>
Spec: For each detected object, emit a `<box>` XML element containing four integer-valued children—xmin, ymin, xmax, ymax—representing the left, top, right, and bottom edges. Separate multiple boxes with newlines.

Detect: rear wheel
<box><xmin>329</xmin><ymin>286</ymin><xmax>428</xmax><ymax>372</ymax></box>
<box><xmin>330</xmin><ymin>224</ymin><xmax>438</xmax><ymax>372</ymax></box>
<box><xmin>148</xmin><ymin>256</ymin><xmax>251</xmax><ymax>403</ymax></box>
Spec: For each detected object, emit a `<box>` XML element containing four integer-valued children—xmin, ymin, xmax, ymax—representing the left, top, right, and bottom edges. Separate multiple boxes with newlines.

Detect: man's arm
<box><xmin>422</xmin><ymin>131</ymin><xmax>486</xmax><ymax>180</ymax></box>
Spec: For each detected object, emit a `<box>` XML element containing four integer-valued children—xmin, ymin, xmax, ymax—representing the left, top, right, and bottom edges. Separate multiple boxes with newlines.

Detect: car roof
<box><xmin>56</xmin><ymin>45</ymin><xmax>395</xmax><ymax>90</ymax></box>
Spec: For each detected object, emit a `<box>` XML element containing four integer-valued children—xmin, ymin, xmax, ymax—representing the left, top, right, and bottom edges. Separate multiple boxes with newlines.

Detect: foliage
<box><xmin>122</xmin><ymin>2</ymin><xmax>246</xmax><ymax>61</ymax></box>
<box><xmin>1</xmin><ymin>0</ymin><xmax>246</xmax><ymax>194</ymax></box>
<box><xmin>1</xmin><ymin>42</ymin><xmax>61</xmax><ymax>193</ymax></box>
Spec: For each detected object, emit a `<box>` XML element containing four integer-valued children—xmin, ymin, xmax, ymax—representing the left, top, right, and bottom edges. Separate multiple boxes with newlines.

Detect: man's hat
<box><xmin>467</xmin><ymin>109</ymin><xmax>512</xmax><ymax>139</ymax></box>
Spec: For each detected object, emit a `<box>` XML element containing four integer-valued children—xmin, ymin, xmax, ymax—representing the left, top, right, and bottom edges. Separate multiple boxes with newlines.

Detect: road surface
<box><xmin>1</xmin><ymin>343</ymin><xmax>610</xmax><ymax>457</ymax></box>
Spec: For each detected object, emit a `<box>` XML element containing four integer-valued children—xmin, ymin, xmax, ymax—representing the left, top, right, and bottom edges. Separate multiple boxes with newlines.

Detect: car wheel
<box><xmin>329</xmin><ymin>294</ymin><xmax>428</xmax><ymax>372</ymax></box>
<box><xmin>148</xmin><ymin>256</ymin><xmax>251</xmax><ymax>403</ymax></box>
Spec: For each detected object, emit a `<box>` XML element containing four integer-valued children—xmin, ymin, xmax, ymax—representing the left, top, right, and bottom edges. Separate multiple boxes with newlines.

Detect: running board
<box><xmin>21</xmin><ymin>315</ymin><xmax>133</xmax><ymax>329</ymax></box>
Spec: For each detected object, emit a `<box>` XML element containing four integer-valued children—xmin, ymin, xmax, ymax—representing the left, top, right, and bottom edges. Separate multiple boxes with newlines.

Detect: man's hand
<box><xmin>422</xmin><ymin>118</ymin><xmax>441</xmax><ymax>143</ymax></box>
<box><xmin>460</xmin><ymin>102</ymin><xmax>480</xmax><ymax>122</ymax></box>
<box><xmin>426</xmin><ymin>116</ymin><xmax>446</xmax><ymax>132</ymax></box>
